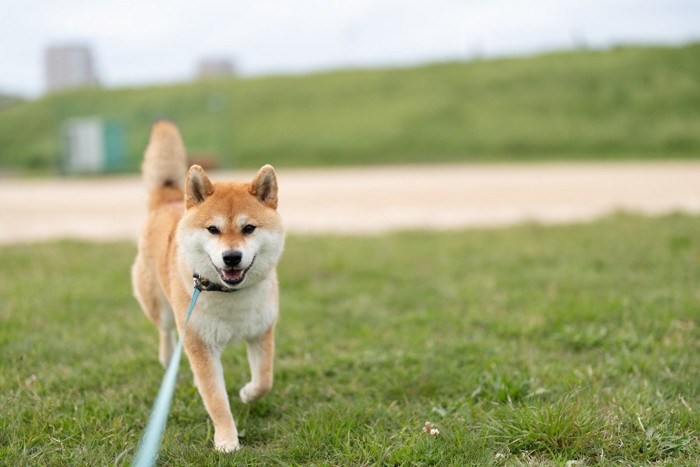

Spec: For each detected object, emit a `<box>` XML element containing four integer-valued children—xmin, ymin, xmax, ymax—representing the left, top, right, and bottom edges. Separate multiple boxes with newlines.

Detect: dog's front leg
<box><xmin>240</xmin><ymin>321</ymin><xmax>276</xmax><ymax>404</ymax></box>
<box><xmin>184</xmin><ymin>331</ymin><xmax>239</xmax><ymax>453</ymax></box>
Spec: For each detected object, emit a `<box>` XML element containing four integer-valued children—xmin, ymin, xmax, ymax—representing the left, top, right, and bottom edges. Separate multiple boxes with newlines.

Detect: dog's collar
<box><xmin>193</xmin><ymin>273</ymin><xmax>237</xmax><ymax>293</ymax></box>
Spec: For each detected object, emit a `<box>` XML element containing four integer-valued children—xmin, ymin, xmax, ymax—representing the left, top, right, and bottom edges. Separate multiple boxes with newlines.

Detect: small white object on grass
<box><xmin>423</xmin><ymin>421</ymin><xmax>440</xmax><ymax>436</ymax></box>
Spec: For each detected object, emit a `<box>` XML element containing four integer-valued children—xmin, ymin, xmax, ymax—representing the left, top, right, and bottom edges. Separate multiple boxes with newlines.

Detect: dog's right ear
<box><xmin>185</xmin><ymin>165</ymin><xmax>214</xmax><ymax>208</ymax></box>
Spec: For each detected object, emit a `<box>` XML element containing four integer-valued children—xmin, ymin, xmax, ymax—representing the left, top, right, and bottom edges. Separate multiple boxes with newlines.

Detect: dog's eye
<box><xmin>206</xmin><ymin>225</ymin><xmax>220</xmax><ymax>235</ymax></box>
<box><xmin>242</xmin><ymin>224</ymin><xmax>256</xmax><ymax>235</ymax></box>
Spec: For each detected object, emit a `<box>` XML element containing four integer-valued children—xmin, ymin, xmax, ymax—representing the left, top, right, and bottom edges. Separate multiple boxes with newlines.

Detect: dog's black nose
<box><xmin>222</xmin><ymin>250</ymin><xmax>242</xmax><ymax>266</ymax></box>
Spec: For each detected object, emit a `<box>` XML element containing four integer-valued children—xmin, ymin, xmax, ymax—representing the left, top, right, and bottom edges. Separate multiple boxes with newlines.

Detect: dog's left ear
<box><xmin>250</xmin><ymin>164</ymin><xmax>278</xmax><ymax>209</ymax></box>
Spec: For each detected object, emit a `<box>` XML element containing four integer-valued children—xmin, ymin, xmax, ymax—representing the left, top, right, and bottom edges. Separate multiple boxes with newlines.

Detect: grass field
<box><xmin>1</xmin><ymin>214</ymin><xmax>699</xmax><ymax>465</ymax></box>
<box><xmin>1</xmin><ymin>43</ymin><xmax>699</xmax><ymax>173</ymax></box>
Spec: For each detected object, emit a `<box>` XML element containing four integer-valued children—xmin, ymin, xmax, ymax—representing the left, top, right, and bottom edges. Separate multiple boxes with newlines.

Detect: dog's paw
<box><xmin>239</xmin><ymin>383</ymin><xmax>255</xmax><ymax>404</ymax></box>
<box><xmin>239</xmin><ymin>381</ymin><xmax>271</xmax><ymax>404</ymax></box>
<box><xmin>214</xmin><ymin>436</ymin><xmax>240</xmax><ymax>453</ymax></box>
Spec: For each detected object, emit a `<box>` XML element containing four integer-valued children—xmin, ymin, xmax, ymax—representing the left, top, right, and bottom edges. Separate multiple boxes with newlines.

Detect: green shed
<box><xmin>61</xmin><ymin>117</ymin><xmax>125</xmax><ymax>174</ymax></box>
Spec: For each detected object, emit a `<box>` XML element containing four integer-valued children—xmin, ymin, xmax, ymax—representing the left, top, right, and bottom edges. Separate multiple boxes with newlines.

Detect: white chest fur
<box><xmin>187</xmin><ymin>277</ymin><xmax>277</xmax><ymax>353</ymax></box>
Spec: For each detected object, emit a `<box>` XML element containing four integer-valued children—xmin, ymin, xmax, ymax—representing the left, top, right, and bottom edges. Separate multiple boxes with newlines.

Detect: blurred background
<box><xmin>0</xmin><ymin>0</ymin><xmax>699</xmax><ymax>175</ymax></box>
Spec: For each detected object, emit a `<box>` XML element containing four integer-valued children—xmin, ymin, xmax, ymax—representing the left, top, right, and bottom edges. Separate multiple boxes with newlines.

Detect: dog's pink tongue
<box><xmin>223</xmin><ymin>269</ymin><xmax>243</xmax><ymax>280</ymax></box>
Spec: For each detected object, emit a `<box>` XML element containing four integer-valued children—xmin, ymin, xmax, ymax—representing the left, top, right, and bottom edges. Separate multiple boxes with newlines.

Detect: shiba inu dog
<box><xmin>131</xmin><ymin>120</ymin><xmax>284</xmax><ymax>452</ymax></box>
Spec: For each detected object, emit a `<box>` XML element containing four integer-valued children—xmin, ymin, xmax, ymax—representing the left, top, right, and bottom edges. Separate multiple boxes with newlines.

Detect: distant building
<box><xmin>197</xmin><ymin>58</ymin><xmax>235</xmax><ymax>80</ymax></box>
<box><xmin>45</xmin><ymin>45</ymin><xmax>99</xmax><ymax>93</ymax></box>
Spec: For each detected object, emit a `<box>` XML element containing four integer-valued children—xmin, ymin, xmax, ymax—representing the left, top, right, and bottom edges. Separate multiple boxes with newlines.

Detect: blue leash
<box><xmin>132</xmin><ymin>287</ymin><xmax>201</xmax><ymax>466</ymax></box>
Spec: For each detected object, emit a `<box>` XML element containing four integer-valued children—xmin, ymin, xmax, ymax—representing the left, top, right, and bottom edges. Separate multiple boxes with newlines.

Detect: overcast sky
<box><xmin>1</xmin><ymin>0</ymin><xmax>699</xmax><ymax>97</ymax></box>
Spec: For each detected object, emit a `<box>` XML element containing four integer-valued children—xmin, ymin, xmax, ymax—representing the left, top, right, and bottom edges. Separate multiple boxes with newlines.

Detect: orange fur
<box><xmin>132</xmin><ymin>120</ymin><xmax>284</xmax><ymax>452</ymax></box>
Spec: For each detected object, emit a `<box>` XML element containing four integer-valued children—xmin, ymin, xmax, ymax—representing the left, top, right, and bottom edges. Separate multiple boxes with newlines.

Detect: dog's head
<box><xmin>178</xmin><ymin>164</ymin><xmax>284</xmax><ymax>290</ymax></box>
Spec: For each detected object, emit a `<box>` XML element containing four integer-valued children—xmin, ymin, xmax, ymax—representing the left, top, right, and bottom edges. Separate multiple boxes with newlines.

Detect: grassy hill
<box><xmin>0</xmin><ymin>94</ymin><xmax>24</xmax><ymax>110</ymax></box>
<box><xmin>1</xmin><ymin>43</ymin><xmax>699</xmax><ymax>173</ymax></box>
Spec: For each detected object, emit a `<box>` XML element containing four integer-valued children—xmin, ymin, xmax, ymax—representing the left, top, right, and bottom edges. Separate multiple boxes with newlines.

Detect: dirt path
<box><xmin>1</xmin><ymin>161</ymin><xmax>699</xmax><ymax>244</ymax></box>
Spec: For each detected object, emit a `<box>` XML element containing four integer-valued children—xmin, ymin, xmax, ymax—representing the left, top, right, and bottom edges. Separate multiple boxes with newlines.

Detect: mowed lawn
<box><xmin>0</xmin><ymin>214</ymin><xmax>698</xmax><ymax>465</ymax></box>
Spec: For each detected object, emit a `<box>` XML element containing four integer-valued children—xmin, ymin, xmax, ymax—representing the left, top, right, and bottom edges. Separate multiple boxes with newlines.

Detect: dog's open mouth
<box><xmin>220</xmin><ymin>267</ymin><xmax>246</xmax><ymax>285</ymax></box>
<box><xmin>211</xmin><ymin>256</ymin><xmax>255</xmax><ymax>287</ymax></box>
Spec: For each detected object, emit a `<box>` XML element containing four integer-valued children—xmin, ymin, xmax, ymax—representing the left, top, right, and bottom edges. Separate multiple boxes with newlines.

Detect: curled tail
<box><xmin>142</xmin><ymin>119</ymin><xmax>188</xmax><ymax>210</ymax></box>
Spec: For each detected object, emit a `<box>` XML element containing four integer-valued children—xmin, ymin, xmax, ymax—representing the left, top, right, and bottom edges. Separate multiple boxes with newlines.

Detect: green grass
<box><xmin>1</xmin><ymin>213</ymin><xmax>699</xmax><ymax>465</ymax></box>
<box><xmin>1</xmin><ymin>43</ymin><xmax>700</xmax><ymax>173</ymax></box>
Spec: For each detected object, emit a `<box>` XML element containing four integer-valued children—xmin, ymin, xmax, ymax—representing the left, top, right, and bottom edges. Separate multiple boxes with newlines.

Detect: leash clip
<box><xmin>192</xmin><ymin>273</ymin><xmax>208</xmax><ymax>291</ymax></box>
